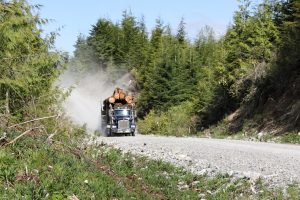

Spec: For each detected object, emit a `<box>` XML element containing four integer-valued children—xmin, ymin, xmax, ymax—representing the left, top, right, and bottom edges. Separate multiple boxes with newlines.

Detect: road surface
<box><xmin>95</xmin><ymin>134</ymin><xmax>300</xmax><ymax>187</ymax></box>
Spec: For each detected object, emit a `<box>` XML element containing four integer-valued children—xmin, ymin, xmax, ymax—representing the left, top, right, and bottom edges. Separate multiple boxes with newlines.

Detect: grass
<box><xmin>281</xmin><ymin>132</ymin><xmax>300</xmax><ymax>144</ymax></box>
<box><xmin>0</xmin><ymin>130</ymin><xmax>299</xmax><ymax>199</ymax></box>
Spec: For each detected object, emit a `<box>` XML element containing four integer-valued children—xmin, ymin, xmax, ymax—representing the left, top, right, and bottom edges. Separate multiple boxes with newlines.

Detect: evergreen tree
<box><xmin>0</xmin><ymin>0</ymin><xmax>62</xmax><ymax>120</ymax></box>
<box><xmin>223</xmin><ymin>0</ymin><xmax>280</xmax><ymax>100</ymax></box>
<box><xmin>192</xmin><ymin>26</ymin><xmax>229</xmax><ymax>126</ymax></box>
<box><xmin>72</xmin><ymin>34</ymin><xmax>95</xmax><ymax>71</ymax></box>
<box><xmin>136</xmin><ymin>19</ymin><xmax>164</xmax><ymax>116</ymax></box>
<box><xmin>88</xmin><ymin>18</ymin><xmax>122</xmax><ymax>65</ymax></box>
<box><xmin>120</xmin><ymin>11</ymin><xmax>139</xmax><ymax>67</ymax></box>
<box><xmin>176</xmin><ymin>17</ymin><xmax>186</xmax><ymax>44</ymax></box>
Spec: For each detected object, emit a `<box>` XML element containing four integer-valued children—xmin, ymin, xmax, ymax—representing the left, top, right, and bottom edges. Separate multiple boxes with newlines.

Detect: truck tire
<box><xmin>105</xmin><ymin>128</ymin><xmax>112</xmax><ymax>137</ymax></box>
<box><xmin>131</xmin><ymin>132</ymin><xmax>135</xmax><ymax>136</ymax></box>
<box><xmin>100</xmin><ymin>116</ymin><xmax>107</xmax><ymax>136</ymax></box>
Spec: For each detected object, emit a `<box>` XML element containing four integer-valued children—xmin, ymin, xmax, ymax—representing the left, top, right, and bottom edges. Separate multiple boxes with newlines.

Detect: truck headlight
<box><xmin>112</xmin><ymin>125</ymin><xmax>117</xmax><ymax>128</ymax></box>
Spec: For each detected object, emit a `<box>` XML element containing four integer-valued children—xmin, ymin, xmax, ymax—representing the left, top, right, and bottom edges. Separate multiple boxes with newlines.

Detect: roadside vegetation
<box><xmin>198</xmin><ymin>120</ymin><xmax>300</xmax><ymax>144</ymax></box>
<box><xmin>71</xmin><ymin>0</ymin><xmax>299</xmax><ymax>140</ymax></box>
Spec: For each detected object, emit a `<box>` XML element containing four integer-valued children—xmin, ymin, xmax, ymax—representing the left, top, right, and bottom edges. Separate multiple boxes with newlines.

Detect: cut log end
<box><xmin>108</xmin><ymin>97</ymin><xmax>116</xmax><ymax>104</ymax></box>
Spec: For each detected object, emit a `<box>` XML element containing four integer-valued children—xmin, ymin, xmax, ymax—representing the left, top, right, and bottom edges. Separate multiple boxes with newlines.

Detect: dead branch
<box><xmin>68</xmin><ymin>194</ymin><xmax>80</xmax><ymax>200</ymax></box>
<box><xmin>8</xmin><ymin>115</ymin><xmax>58</xmax><ymax>129</ymax></box>
<box><xmin>5</xmin><ymin>89</ymin><xmax>10</xmax><ymax>115</ymax></box>
<box><xmin>3</xmin><ymin>127</ymin><xmax>41</xmax><ymax>146</ymax></box>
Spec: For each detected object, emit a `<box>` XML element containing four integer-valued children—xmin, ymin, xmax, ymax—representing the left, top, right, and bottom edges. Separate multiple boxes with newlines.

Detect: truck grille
<box><xmin>118</xmin><ymin>120</ymin><xmax>129</xmax><ymax>129</ymax></box>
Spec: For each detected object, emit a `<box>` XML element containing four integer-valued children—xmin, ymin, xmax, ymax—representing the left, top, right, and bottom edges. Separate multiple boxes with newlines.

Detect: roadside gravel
<box><xmin>94</xmin><ymin>134</ymin><xmax>300</xmax><ymax>188</ymax></box>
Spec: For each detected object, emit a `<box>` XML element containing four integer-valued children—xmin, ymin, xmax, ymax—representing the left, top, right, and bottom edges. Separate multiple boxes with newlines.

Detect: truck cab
<box><xmin>101</xmin><ymin>105</ymin><xmax>136</xmax><ymax>136</ymax></box>
<box><xmin>110</xmin><ymin>108</ymin><xmax>136</xmax><ymax>136</ymax></box>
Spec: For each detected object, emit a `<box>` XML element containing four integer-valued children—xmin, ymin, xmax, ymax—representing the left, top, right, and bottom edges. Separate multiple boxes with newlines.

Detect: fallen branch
<box><xmin>3</xmin><ymin>127</ymin><xmax>41</xmax><ymax>146</ymax></box>
<box><xmin>8</xmin><ymin>115</ymin><xmax>58</xmax><ymax>129</ymax></box>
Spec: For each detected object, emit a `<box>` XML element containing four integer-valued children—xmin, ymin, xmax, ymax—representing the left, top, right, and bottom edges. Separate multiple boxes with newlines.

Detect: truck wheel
<box><xmin>131</xmin><ymin>132</ymin><xmax>135</xmax><ymax>136</ymax></box>
<box><xmin>105</xmin><ymin>129</ymin><xmax>112</xmax><ymax>137</ymax></box>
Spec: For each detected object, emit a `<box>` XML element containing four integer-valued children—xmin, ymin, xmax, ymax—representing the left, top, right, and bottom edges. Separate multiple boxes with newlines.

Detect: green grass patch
<box><xmin>281</xmin><ymin>132</ymin><xmax>300</xmax><ymax>144</ymax></box>
<box><xmin>0</xmin><ymin>135</ymin><xmax>140</xmax><ymax>199</ymax></box>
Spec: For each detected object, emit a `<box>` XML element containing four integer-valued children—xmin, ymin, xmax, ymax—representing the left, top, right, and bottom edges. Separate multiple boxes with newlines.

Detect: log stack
<box><xmin>105</xmin><ymin>87</ymin><xmax>134</xmax><ymax>106</ymax></box>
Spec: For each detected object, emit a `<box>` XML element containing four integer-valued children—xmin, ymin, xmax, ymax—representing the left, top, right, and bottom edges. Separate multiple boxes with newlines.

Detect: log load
<box><xmin>108</xmin><ymin>97</ymin><xmax>115</xmax><ymax>104</ymax></box>
<box><xmin>125</xmin><ymin>95</ymin><xmax>133</xmax><ymax>104</ymax></box>
<box><xmin>104</xmin><ymin>87</ymin><xmax>135</xmax><ymax>108</ymax></box>
<box><xmin>113</xmin><ymin>87</ymin><xmax>126</xmax><ymax>100</ymax></box>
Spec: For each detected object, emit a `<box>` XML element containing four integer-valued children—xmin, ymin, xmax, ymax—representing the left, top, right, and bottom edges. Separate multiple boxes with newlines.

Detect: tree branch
<box><xmin>8</xmin><ymin>115</ymin><xmax>58</xmax><ymax>129</ymax></box>
<box><xmin>3</xmin><ymin>127</ymin><xmax>41</xmax><ymax>146</ymax></box>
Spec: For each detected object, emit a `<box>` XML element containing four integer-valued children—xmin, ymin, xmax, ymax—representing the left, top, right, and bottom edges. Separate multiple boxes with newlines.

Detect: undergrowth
<box><xmin>197</xmin><ymin>118</ymin><xmax>300</xmax><ymax>144</ymax></box>
<box><xmin>280</xmin><ymin>132</ymin><xmax>300</xmax><ymax>144</ymax></box>
<box><xmin>138</xmin><ymin>102</ymin><xmax>197</xmax><ymax>136</ymax></box>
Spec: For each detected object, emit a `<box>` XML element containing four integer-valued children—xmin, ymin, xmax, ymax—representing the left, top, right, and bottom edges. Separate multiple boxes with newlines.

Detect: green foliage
<box><xmin>281</xmin><ymin>132</ymin><xmax>300</xmax><ymax>144</ymax></box>
<box><xmin>137</xmin><ymin>18</ymin><xmax>197</xmax><ymax>117</ymax></box>
<box><xmin>72</xmin><ymin>34</ymin><xmax>96</xmax><ymax>73</ymax></box>
<box><xmin>0</xmin><ymin>131</ymin><xmax>139</xmax><ymax>199</ymax></box>
<box><xmin>192</xmin><ymin>26</ymin><xmax>231</xmax><ymax>127</ymax></box>
<box><xmin>86</xmin><ymin>12</ymin><xmax>149</xmax><ymax>70</ymax></box>
<box><xmin>137</xmin><ymin>110</ymin><xmax>169</xmax><ymax>135</ymax></box>
<box><xmin>266</xmin><ymin>0</ymin><xmax>300</xmax><ymax>88</ymax></box>
<box><xmin>223</xmin><ymin>0</ymin><xmax>280</xmax><ymax>100</ymax></box>
<box><xmin>0</xmin><ymin>0</ymin><xmax>63</xmax><ymax>125</ymax></box>
<box><xmin>176</xmin><ymin>17</ymin><xmax>186</xmax><ymax>44</ymax></box>
<box><xmin>138</xmin><ymin>102</ymin><xmax>197</xmax><ymax>136</ymax></box>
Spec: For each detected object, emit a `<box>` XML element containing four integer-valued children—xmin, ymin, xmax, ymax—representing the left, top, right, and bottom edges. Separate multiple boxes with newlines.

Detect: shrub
<box><xmin>138</xmin><ymin>102</ymin><xmax>197</xmax><ymax>136</ymax></box>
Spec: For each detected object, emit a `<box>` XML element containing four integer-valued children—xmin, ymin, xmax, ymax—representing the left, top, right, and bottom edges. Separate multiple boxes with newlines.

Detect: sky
<box><xmin>28</xmin><ymin>0</ymin><xmax>239</xmax><ymax>55</ymax></box>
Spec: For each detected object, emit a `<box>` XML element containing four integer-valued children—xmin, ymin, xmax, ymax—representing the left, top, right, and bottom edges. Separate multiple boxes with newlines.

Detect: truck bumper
<box><xmin>112</xmin><ymin>128</ymin><xmax>135</xmax><ymax>134</ymax></box>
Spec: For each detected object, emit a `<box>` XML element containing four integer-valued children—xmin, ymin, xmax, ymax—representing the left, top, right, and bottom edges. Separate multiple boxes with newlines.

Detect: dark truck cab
<box><xmin>110</xmin><ymin>108</ymin><xmax>136</xmax><ymax>136</ymax></box>
<box><xmin>101</xmin><ymin>104</ymin><xmax>136</xmax><ymax>136</ymax></box>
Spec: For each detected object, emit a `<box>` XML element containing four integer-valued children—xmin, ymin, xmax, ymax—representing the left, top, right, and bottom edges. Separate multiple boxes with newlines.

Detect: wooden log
<box><xmin>109</xmin><ymin>88</ymin><xmax>134</xmax><ymax>105</ymax></box>
<box><xmin>119</xmin><ymin>92</ymin><xmax>126</xmax><ymax>100</ymax></box>
<box><xmin>108</xmin><ymin>97</ymin><xmax>115</xmax><ymax>104</ymax></box>
<box><xmin>125</xmin><ymin>95</ymin><xmax>133</xmax><ymax>104</ymax></box>
<box><xmin>114</xmin><ymin>93</ymin><xmax>120</xmax><ymax>100</ymax></box>
<box><xmin>114</xmin><ymin>87</ymin><xmax>120</xmax><ymax>94</ymax></box>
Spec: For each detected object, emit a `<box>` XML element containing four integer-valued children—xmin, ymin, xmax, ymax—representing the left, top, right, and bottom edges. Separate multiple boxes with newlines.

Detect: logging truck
<box><xmin>101</xmin><ymin>88</ymin><xmax>136</xmax><ymax>136</ymax></box>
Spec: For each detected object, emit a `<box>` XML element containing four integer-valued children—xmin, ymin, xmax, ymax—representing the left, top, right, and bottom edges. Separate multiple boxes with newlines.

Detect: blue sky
<box><xmin>28</xmin><ymin>0</ymin><xmax>239</xmax><ymax>55</ymax></box>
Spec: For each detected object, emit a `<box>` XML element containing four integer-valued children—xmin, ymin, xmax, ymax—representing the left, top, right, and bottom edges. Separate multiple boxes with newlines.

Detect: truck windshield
<box><xmin>114</xmin><ymin>109</ymin><xmax>132</xmax><ymax>116</ymax></box>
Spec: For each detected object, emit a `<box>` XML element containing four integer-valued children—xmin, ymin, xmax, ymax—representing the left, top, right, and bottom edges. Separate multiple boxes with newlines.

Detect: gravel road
<box><xmin>95</xmin><ymin>134</ymin><xmax>300</xmax><ymax>187</ymax></box>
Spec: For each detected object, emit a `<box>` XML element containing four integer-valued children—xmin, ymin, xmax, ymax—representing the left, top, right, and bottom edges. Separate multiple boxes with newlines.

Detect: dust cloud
<box><xmin>57</xmin><ymin>67</ymin><xmax>132</xmax><ymax>132</ymax></box>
